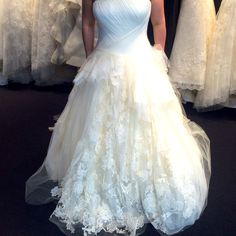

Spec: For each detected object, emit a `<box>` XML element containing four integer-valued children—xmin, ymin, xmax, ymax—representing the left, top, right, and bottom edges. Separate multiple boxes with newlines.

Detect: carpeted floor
<box><xmin>0</xmin><ymin>83</ymin><xmax>235</xmax><ymax>236</ymax></box>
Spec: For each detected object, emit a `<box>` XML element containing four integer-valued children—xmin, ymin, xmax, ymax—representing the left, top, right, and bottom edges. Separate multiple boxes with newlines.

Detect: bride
<box><xmin>26</xmin><ymin>0</ymin><xmax>211</xmax><ymax>235</ymax></box>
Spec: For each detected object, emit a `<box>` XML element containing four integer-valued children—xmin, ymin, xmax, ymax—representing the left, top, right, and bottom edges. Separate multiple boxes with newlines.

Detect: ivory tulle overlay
<box><xmin>0</xmin><ymin>0</ymin><xmax>34</xmax><ymax>85</ymax></box>
<box><xmin>169</xmin><ymin>0</ymin><xmax>216</xmax><ymax>102</ymax></box>
<box><xmin>26</xmin><ymin>0</ymin><xmax>211</xmax><ymax>235</ymax></box>
<box><xmin>50</xmin><ymin>0</ymin><xmax>98</xmax><ymax>68</ymax></box>
<box><xmin>194</xmin><ymin>0</ymin><xmax>236</xmax><ymax>110</ymax></box>
<box><xmin>50</xmin><ymin>0</ymin><xmax>86</xmax><ymax>67</ymax></box>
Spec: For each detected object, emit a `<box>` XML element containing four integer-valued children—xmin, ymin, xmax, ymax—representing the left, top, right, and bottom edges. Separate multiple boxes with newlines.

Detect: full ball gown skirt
<box><xmin>26</xmin><ymin>0</ymin><xmax>211</xmax><ymax>235</ymax></box>
<box><xmin>194</xmin><ymin>0</ymin><xmax>236</xmax><ymax>110</ymax></box>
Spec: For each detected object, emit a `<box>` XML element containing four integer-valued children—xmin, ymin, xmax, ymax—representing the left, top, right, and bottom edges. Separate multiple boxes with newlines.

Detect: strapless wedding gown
<box><xmin>26</xmin><ymin>0</ymin><xmax>211</xmax><ymax>235</ymax></box>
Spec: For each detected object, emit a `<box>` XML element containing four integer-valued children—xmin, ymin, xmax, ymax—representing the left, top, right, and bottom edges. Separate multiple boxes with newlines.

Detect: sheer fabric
<box><xmin>169</xmin><ymin>0</ymin><xmax>216</xmax><ymax>100</ymax></box>
<box><xmin>26</xmin><ymin>0</ymin><xmax>211</xmax><ymax>235</ymax></box>
<box><xmin>50</xmin><ymin>0</ymin><xmax>87</xmax><ymax>67</ymax></box>
<box><xmin>0</xmin><ymin>0</ymin><xmax>34</xmax><ymax>84</ymax></box>
<box><xmin>194</xmin><ymin>0</ymin><xmax>236</xmax><ymax>110</ymax></box>
<box><xmin>0</xmin><ymin>0</ymin><xmax>79</xmax><ymax>85</ymax></box>
<box><xmin>31</xmin><ymin>0</ymin><xmax>59</xmax><ymax>85</ymax></box>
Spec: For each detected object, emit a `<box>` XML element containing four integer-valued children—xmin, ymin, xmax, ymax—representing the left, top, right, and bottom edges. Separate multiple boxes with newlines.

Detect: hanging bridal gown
<box><xmin>26</xmin><ymin>0</ymin><xmax>211</xmax><ymax>235</ymax></box>
<box><xmin>50</xmin><ymin>0</ymin><xmax>86</xmax><ymax>67</ymax></box>
<box><xmin>51</xmin><ymin>0</ymin><xmax>98</xmax><ymax>67</ymax></box>
<box><xmin>0</xmin><ymin>0</ymin><xmax>34</xmax><ymax>84</ymax></box>
<box><xmin>32</xmin><ymin>0</ymin><xmax>65</xmax><ymax>85</ymax></box>
<box><xmin>0</xmin><ymin>0</ymin><xmax>7</xmax><ymax>85</ymax></box>
<box><xmin>194</xmin><ymin>0</ymin><xmax>236</xmax><ymax>110</ymax></box>
<box><xmin>169</xmin><ymin>0</ymin><xmax>216</xmax><ymax>102</ymax></box>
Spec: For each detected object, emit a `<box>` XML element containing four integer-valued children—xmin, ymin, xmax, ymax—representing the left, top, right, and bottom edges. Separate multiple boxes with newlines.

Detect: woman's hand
<box><xmin>153</xmin><ymin>43</ymin><xmax>163</xmax><ymax>51</ymax></box>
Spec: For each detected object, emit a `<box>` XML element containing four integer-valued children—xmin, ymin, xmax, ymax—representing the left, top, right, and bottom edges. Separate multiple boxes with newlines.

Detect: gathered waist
<box><xmin>95</xmin><ymin>33</ymin><xmax>152</xmax><ymax>55</ymax></box>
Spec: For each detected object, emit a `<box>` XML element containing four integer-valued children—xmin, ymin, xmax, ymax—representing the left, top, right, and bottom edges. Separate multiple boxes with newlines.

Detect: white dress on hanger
<box><xmin>0</xmin><ymin>0</ymin><xmax>75</xmax><ymax>85</ymax></box>
<box><xmin>169</xmin><ymin>0</ymin><xmax>216</xmax><ymax>102</ymax></box>
<box><xmin>26</xmin><ymin>0</ymin><xmax>211</xmax><ymax>235</ymax></box>
<box><xmin>51</xmin><ymin>0</ymin><xmax>98</xmax><ymax>68</ymax></box>
<box><xmin>0</xmin><ymin>0</ymin><xmax>33</xmax><ymax>84</ymax></box>
<box><xmin>194</xmin><ymin>0</ymin><xmax>236</xmax><ymax>110</ymax></box>
<box><xmin>50</xmin><ymin>0</ymin><xmax>85</xmax><ymax>67</ymax></box>
<box><xmin>31</xmin><ymin>0</ymin><xmax>60</xmax><ymax>85</ymax></box>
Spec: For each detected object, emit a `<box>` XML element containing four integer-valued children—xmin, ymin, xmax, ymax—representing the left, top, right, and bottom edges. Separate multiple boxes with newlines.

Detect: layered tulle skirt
<box><xmin>26</xmin><ymin>47</ymin><xmax>211</xmax><ymax>235</ymax></box>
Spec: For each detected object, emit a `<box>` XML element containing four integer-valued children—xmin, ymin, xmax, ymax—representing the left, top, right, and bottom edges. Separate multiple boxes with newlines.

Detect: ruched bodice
<box><xmin>94</xmin><ymin>0</ymin><xmax>151</xmax><ymax>52</ymax></box>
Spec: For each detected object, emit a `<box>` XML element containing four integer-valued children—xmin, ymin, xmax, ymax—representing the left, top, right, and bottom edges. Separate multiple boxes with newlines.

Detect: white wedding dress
<box><xmin>26</xmin><ymin>0</ymin><xmax>211</xmax><ymax>235</ymax></box>
<box><xmin>50</xmin><ymin>0</ymin><xmax>86</xmax><ymax>67</ymax></box>
<box><xmin>0</xmin><ymin>0</ymin><xmax>34</xmax><ymax>85</ymax></box>
<box><xmin>0</xmin><ymin>0</ymin><xmax>79</xmax><ymax>85</ymax></box>
<box><xmin>169</xmin><ymin>0</ymin><xmax>216</xmax><ymax>101</ymax></box>
<box><xmin>51</xmin><ymin>0</ymin><xmax>98</xmax><ymax>67</ymax></box>
<box><xmin>194</xmin><ymin>0</ymin><xmax>236</xmax><ymax>110</ymax></box>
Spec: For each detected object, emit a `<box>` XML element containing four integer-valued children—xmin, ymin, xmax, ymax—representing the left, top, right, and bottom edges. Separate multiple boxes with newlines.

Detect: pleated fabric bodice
<box><xmin>94</xmin><ymin>0</ymin><xmax>151</xmax><ymax>53</ymax></box>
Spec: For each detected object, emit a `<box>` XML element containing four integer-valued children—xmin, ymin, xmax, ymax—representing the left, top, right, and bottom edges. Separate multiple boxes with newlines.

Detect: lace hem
<box><xmin>194</xmin><ymin>92</ymin><xmax>236</xmax><ymax>111</ymax></box>
<box><xmin>194</xmin><ymin>96</ymin><xmax>230</xmax><ymax>111</ymax></box>
<box><xmin>51</xmin><ymin>206</ymin><xmax>146</xmax><ymax>236</ymax></box>
<box><xmin>170</xmin><ymin>81</ymin><xmax>204</xmax><ymax>91</ymax></box>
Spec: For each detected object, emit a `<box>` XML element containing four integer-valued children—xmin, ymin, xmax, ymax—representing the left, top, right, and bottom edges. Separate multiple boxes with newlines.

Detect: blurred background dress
<box><xmin>0</xmin><ymin>0</ymin><xmax>182</xmax><ymax>86</ymax></box>
<box><xmin>0</xmin><ymin>0</ymin><xmax>34</xmax><ymax>85</ymax></box>
<box><xmin>169</xmin><ymin>0</ymin><xmax>216</xmax><ymax>102</ymax></box>
<box><xmin>0</xmin><ymin>0</ymin><xmax>83</xmax><ymax>86</ymax></box>
<box><xmin>194</xmin><ymin>0</ymin><xmax>236</xmax><ymax>110</ymax></box>
<box><xmin>0</xmin><ymin>0</ymin><xmax>225</xmax><ymax>90</ymax></box>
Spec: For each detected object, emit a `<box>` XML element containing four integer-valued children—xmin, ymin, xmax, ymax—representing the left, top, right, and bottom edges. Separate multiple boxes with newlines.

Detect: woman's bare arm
<box><xmin>82</xmin><ymin>0</ymin><xmax>95</xmax><ymax>57</ymax></box>
<box><xmin>150</xmin><ymin>0</ymin><xmax>166</xmax><ymax>50</ymax></box>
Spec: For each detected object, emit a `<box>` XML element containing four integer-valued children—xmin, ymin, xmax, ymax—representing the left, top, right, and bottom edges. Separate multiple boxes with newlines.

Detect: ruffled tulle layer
<box><xmin>50</xmin><ymin>0</ymin><xmax>86</xmax><ymax>67</ymax></box>
<box><xmin>26</xmin><ymin>48</ymin><xmax>211</xmax><ymax>236</ymax></box>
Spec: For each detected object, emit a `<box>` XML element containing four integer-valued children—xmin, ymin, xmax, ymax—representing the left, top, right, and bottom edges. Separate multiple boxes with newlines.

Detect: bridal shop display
<box><xmin>0</xmin><ymin>0</ymin><xmax>85</xmax><ymax>85</ymax></box>
<box><xmin>0</xmin><ymin>0</ymin><xmax>234</xmax><ymax>111</ymax></box>
<box><xmin>0</xmin><ymin>0</ymin><xmax>182</xmax><ymax>86</ymax></box>
<box><xmin>170</xmin><ymin>0</ymin><xmax>236</xmax><ymax>110</ymax></box>
<box><xmin>194</xmin><ymin>0</ymin><xmax>236</xmax><ymax>110</ymax></box>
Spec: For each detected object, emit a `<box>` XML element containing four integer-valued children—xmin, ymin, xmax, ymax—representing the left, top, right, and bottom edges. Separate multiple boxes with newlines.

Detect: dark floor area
<box><xmin>0</xmin><ymin>84</ymin><xmax>236</xmax><ymax>236</ymax></box>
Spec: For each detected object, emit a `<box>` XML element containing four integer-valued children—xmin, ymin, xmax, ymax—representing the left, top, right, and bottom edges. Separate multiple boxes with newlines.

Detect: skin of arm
<box><xmin>150</xmin><ymin>0</ymin><xmax>166</xmax><ymax>50</ymax></box>
<box><xmin>82</xmin><ymin>0</ymin><xmax>95</xmax><ymax>57</ymax></box>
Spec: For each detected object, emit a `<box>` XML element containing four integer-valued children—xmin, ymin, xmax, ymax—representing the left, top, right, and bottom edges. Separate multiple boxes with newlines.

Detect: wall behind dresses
<box><xmin>214</xmin><ymin>0</ymin><xmax>222</xmax><ymax>11</ymax></box>
<box><xmin>148</xmin><ymin>0</ymin><xmax>222</xmax><ymax>57</ymax></box>
<box><xmin>147</xmin><ymin>0</ymin><xmax>181</xmax><ymax>57</ymax></box>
